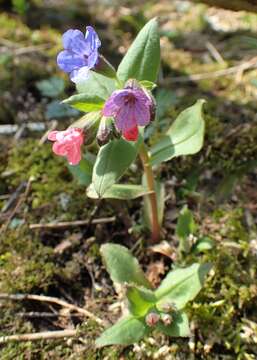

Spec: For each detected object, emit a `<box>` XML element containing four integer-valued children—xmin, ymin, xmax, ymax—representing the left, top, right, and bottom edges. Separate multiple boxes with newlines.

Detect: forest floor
<box><xmin>0</xmin><ymin>1</ymin><xmax>257</xmax><ymax>359</ymax></box>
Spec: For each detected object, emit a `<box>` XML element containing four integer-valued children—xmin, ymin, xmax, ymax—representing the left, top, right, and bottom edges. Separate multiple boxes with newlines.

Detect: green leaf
<box><xmin>139</xmin><ymin>80</ymin><xmax>157</xmax><ymax>91</ymax></box>
<box><xmin>150</xmin><ymin>99</ymin><xmax>205</xmax><ymax>166</ymax></box>
<box><xmin>156</xmin><ymin>89</ymin><xmax>177</xmax><ymax>119</ymax></box>
<box><xmin>155</xmin><ymin>263</ymin><xmax>211</xmax><ymax>310</ymax></box>
<box><xmin>76</xmin><ymin>71</ymin><xmax>116</xmax><ymax>99</ymax></box>
<box><xmin>87</xmin><ymin>183</ymin><xmax>149</xmax><ymax>200</ymax></box>
<box><xmin>62</xmin><ymin>93</ymin><xmax>105</xmax><ymax>112</ymax></box>
<box><xmin>36</xmin><ymin>76</ymin><xmax>65</xmax><ymax>98</ymax></box>
<box><xmin>176</xmin><ymin>206</ymin><xmax>196</xmax><ymax>253</ymax></box>
<box><xmin>46</xmin><ymin>100</ymin><xmax>79</xmax><ymax>119</ymax></box>
<box><xmin>157</xmin><ymin>311</ymin><xmax>190</xmax><ymax>337</ymax></box>
<box><xmin>96</xmin><ymin>316</ymin><xmax>148</xmax><ymax>347</ymax></box>
<box><xmin>126</xmin><ymin>285</ymin><xmax>156</xmax><ymax>316</ymax></box>
<box><xmin>100</xmin><ymin>243</ymin><xmax>151</xmax><ymax>288</ymax></box>
<box><xmin>92</xmin><ymin>137</ymin><xmax>142</xmax><ymax>197</ymax></box>
<box><xmin>117</xmin><ymin>18</ymin><xmax>160</xmax><ymax>83</ymax></box>
<box><xmin>143</xmin><ymin>176</ymin><xmax>165</xmax><ymax>230</ymax></box>
<box><xmin>193</xmin><ymin>237</ymin><xmax>214</xmax><ymax>253</ymax></box>
<box><xmin>67</xmin><ymin>153</ymin><xmax>95</xmax><ymax>186</ymax></box>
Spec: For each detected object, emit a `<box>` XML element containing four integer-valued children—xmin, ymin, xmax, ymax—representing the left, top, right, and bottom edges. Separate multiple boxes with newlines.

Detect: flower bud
<box><xmin>161</xmin><ymin>313</ymin><xmax>173</xmax><ymax>326</ymax></box>
<box><xmin>145</xmin><ymin>312</ymin><xmax>160</xmax><ymax>327</ymax></box>
<box><xmin>69</xmin><ymin>111</ymin><xmax>101</xmax><ymax>146</ymax></box>
<box><xmin>157</xmin><ymin>301</ymin><xmax>177</xmax><ymax>313</ymax></box>
<box><xmin>96</xmin><ymin>116</ymin><xmax>114</xmax><ymax>146</ymax></box>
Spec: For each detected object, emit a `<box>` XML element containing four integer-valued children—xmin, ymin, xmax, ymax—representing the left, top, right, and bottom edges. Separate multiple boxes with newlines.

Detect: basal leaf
<box><xmin>157</xmin><ymin>311</ymin><xmax>190</xmax><ymax>337</ymax></box>
<box><xmin>92</xmin><ymin>137</ymin><xmax>142</xmax><ymax>197</ymax></box>
<box><xmin>62</xmin><ymin>93</ymin><xmax>105</xmax><ymax>112</ymax></box>
<box><xmin>100</xmin><ymin>243</ymin><xmax>151</xmax><ymax>288</ymax></box>
<box><xmin>126</xmin><ymin>285</ymin><xmax>156</xmax><ymax>316</ymax></box>
<box><xmin>150</xmin><ymin>100</ymin><xmax>205</xmax><ymax>166</ymax></box>
<box><xmin>96</xmin><ymin>316</ymin><xmax>148</xmax><ymax>347</ymax></box>
<box><xmin>117</xmin><ymin>18</ymin><xmax>160</xmax><ymax>83</ymax></box>
<box><xmin>155</xmin><ymin>263</ymin><xmax>211</xmax><ymax>310</ymax></box>
<box><xmin>87</xmin><ymin>183</ymin><xmax>149</xmax><ymax>200</ymax></box>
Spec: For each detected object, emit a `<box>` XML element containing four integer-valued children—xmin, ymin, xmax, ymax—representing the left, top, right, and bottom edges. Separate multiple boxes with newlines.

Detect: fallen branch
<box><xmin>29</xmin><ymin>216</ymin><xmax>116</xmax><ymax>229</ymax></box>
<box><xmin>0</xmin><ymin>293</ymin><xmax>104</xmax><ymax>325</ymax></box>
<box><xmin>0</xmin><ymin>329</ymin><xmax>77</xmax><ymax>344</ymax></box>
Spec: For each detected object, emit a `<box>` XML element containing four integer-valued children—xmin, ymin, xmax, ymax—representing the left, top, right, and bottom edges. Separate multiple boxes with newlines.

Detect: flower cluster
<box><xmin>50</xmin><ymin>27</ymin><xmax>155</xmax><ymax>165</ymax></box>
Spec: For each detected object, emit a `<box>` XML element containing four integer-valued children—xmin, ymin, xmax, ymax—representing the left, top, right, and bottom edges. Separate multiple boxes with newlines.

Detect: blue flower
<box><xmin>57</xmin><ymin>27</ymin><xmax>101</xmax><ymax>83</ymax></box>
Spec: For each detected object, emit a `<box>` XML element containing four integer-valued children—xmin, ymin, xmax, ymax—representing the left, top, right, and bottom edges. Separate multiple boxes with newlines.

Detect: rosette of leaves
<box><xmin>96</xmin><ymin>243</ymin><xmax>211</xmax><ymax>347</ymax></box>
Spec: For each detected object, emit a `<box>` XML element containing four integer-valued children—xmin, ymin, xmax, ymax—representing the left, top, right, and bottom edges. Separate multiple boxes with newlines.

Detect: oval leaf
<box><xmin>92</xmin><ymin>137</ymin><xmax>142</xmax><ymax>197</ymax></box>
<box><xmin>155</xmin><ymin>263</ymin><xmax>211</xmax><ymax>310</ymax></box>
<box><xmin>96</xmin><ymin>316</ymin><xmax>148</xmax><ymax>347</ymax></box>
<box><xmin>117</xmin><ymin>18</ymin><xmax>160</xmax><ymax>83</ymax></box>
<box><xmin>62</xmin><ymin>93</ymin><xmax>105</xmax><ymax>112</ymax></box>
<box><xmin>150</xmin><ymin>99</ymin><xmax>206</xmax><ymax>166</ymax></box>
<box><xmin>100</xmin><ymin>243</ymin><xmax>151</xmax><ymax>288</ymax></box>
<box><xmin>87</xmin><ymin>183</ymin><xmax>150</xmax><ymax>200</ymax></box>
<box><xmin>126</xmin><ymin>285</ymin><xmax>156</xmax><ymax>316</ymax></box>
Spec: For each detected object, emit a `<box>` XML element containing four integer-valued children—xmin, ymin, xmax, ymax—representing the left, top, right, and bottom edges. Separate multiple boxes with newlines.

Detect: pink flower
<box><xmin>102</xmin><ymin>80</ymin><xmax>155</xmax><ymax>142</ymax></box>
<box><xmin>48</xmin><ymin>128</ymin><xmax>84</xmax><ymax>165</ymax></box>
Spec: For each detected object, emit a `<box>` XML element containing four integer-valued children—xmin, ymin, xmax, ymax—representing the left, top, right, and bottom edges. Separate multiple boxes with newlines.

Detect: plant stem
<box><xmin>139</xmin><ymin>143</ymin><xmax>160</xmax><ymax>243</ymax></box>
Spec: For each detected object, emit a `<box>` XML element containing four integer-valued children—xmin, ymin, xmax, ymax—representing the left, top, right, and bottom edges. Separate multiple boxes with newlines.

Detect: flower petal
<box><xmin>66</xmin><ymin>143</ymin><xmax>82</xmax><ymax>165</ymax></box>
<box><xmin>115</xmin><ymin>103</ymin><xmax>136</xmax><ymax>132</ymax></box>
<box><xmin>62</xmin><ymin>29</ymin><xmax>89</xmax><ymax>55</ymax></box>
<box><xmin>57</xmin><ymin>50</ymin><xmax>85</xmax><ymax>73</ymax></box>
<box><xmin>85</xmin><ymin>26</ymin><xmax>101</xmax><ymax>52</ymax></box>
<box><xmin>87</xmin><ymin>49</ymin><xmax>99</xmax><ymax>69</ymax></box>
<box><xmin>70</xmin><ymin>66</ymin><xmax>90</xmax><ymax>83</ymax></box>
<box><xmin>134</xmin><ymin>99</ymin><xmax>150</xmax><ymax>126</ymax></box>
<box><xmin>48</xmin><ymin>130</ymin><xmax>58</xmax><ymax>141</ymax></box>
<box><xmin>52</xmin><ymin>141</ymin><xmax>67</xmax><ymax>156</ymax></box>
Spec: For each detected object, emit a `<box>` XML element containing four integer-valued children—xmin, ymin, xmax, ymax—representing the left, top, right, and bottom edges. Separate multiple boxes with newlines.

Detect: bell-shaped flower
<box><xmin>57</xmin><ymin>27</ymin><xmax>101</xmax><ymax>83</ymax></box>
<box><xmin>48</xmin><ymin>128</ymin><xmax>84</xmax><ymax>165</ymax></box>
<box><xmin>102</xmin><ymin>80</ymin><xmax>155</xmax><ymax>141</ymax></box>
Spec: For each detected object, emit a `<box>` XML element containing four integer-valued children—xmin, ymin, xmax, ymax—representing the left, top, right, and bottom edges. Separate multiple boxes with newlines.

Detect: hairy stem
<box><xmin>139</xmin><ymin>143</ymin><xmax>160</xmax><ymax>243</ymax></box>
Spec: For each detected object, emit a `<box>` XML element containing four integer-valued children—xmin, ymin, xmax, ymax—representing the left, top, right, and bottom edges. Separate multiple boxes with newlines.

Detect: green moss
<box><xmin>0</xmin><ymin>227</ymin><xmax>56</xmax><ymax>292</ymax></box>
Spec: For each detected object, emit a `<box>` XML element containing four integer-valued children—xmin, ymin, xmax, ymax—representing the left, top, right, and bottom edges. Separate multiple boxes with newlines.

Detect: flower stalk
<box><xmin>139</xmin><ymin>142</ymin><xmax>160</xmax><ymax>243</ymax></box>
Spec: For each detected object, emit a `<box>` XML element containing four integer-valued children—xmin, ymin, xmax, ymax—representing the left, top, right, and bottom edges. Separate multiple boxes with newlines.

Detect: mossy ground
<box><xmin>0</xmin><ymin>1</ymin><xmax>257</xmax><ymax>359</ymax></box>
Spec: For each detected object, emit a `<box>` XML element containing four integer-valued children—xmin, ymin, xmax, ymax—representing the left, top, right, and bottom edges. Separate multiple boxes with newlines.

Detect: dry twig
<box><xmin>0</xmin><ymin>293</ymin><xmax>104</xmax><ymax>325</ymax></box>
<box><xmin>29</xmin><ymin>216</ymin><xmax>116</xmax><ymax>230</ymax></box>
<box><xmin>0</xmin><ymin>329</ymin><xmax>77</xmax><ymax>344</ymax></box>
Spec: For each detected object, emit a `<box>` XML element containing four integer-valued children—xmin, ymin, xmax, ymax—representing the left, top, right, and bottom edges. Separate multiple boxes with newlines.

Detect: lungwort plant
<box><xmin>47</xmin><ymin>19</ymin><xmax>210</xmax><ymax>346</ymax></box>
<box><xmin>96</xmin><ymin>243</ymin><xmax>211</xmax><ymax>347</ymax></box>
<box><xmin>49</xmin><ymin>19</ymin><xmax>205</xmax><ymax>244</ymax></box>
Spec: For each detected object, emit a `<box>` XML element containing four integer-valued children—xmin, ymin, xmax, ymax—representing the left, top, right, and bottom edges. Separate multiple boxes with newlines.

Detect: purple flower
<box><xmin>57</xmin><ymin>27</ymin><xmax>101</xmax><ymax>83</ymax></box>
<box><xmin>102</xmin><ymin>82</ymin><xmax>155</xmax><ymax>141</ymax></box>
